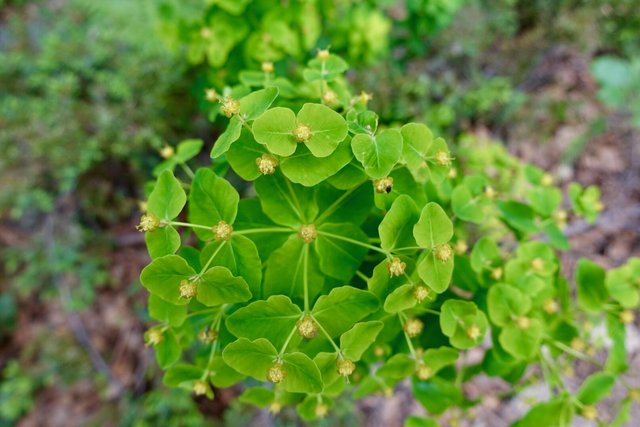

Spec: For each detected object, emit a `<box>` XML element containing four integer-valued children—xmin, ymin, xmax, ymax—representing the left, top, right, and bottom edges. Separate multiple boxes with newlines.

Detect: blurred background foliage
<box><xmin>0</xmin><ymin>0</ymin><xmax>638</xmax><ymax>425</ymax></box>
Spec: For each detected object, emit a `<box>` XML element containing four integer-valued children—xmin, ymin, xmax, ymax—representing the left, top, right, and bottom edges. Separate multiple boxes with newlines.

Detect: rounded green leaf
<box><xmin>153</xmin><ymin>329</ymin><xmax>181</xmax><ymax>369</ymax></box>
<box><xmin>451</xmin><ymin>185</ymin><xmax>487</xmax><ymax>224</ymax></box>
<box><xmin>280</xmin><ymin>352</ymin><xmax>323</xmax><ymax>394</ymax></box>
<box><xmin>211</xmin><ymin>115</ymin><xmax>243</xmax><ymax>158</ymax></box>
<box><xmin>148</xmin><ymin>294</ymin><xmax>187</xmax><ymax>327</ymax></box>
<box><xmin>163</xmin><ymin>364</ymin><xmax>204</xmax><ymax>388</ymax></box>
<box><xmin>197</xmin><ymin>266</ymin><xmax>252</xmax><ymax>307</ymax></box>
<box><xmin>315</xmin><ymin>223</ymin><xmax>368</xmax><ymax>281</ymax></box>
<box><xmin>263</xmin><ymin>237</ymin><xmax>324</xmax><ymax>303</ymax></box>
<box><xmin>499</xmin><ymin>320</ymin><xmax>543</xmax><ymax>359</ymax></box>
<box><xmin>340</xmin><ymin>321</ymin><xmax>384</xmax><ymax>361</ymax></box>
<box><xmin>312</xmin><ymin>286</ymin><xmax>380</xmax><ymax>337</ymax></box>
<box><xmin>188</xmin><ymin>169</ymin><xmax>239</xmax><ymax>240</ymax></box>
<box><xmin>296</xmin><ymin>103</ymin><xmax>348</xmax><ymax>158</ymax></box>
<box><xmin>379</xmin><ymin>195</ymin><xmax>420</xmax><ymax>252</ymax></box>
<box><xmin>254</xmin><ymin>172</ymin><xmax>318</xmax><ymax>226</ymax></box>
<box><xmin>401</xmin><ymin>123</ymin><xmax>432</xmax><ymax>172</ymax></box>
<box><xmin>145</xmin><ymin>226</ymin><xmax>181</xmax><ymax>260</ymax></box>
<box><xmin>140</xmin><ymin>255</ymin><xmax>197</xmax><ymax>305</ymax></box>
<box><xmin>252</xmin><ymin>107</ymin><xmax>297</xmax><ymax>156</ymax></box>
<box><xmin>239</xmin><ymin>87</ymin><xmax>279</xmax><ymax>121</ymax></box>
<box><xmin>200</xmin><ymin>235</ymin><xmax>262</xmax><ymax>297</ymax></box>
<box><xmin>417</xmin><ymin>251</ymin><xmax>454</xmax><ymax>294</ymax></box>
<box><xmin>147</xmin><ymin>170</ymin><xmax>186</xmax><ymax>221</ymax></box>
<box><xmin>576</xmin><ymin>258</ymin><xmax>608</xmax><ymax>313</ymax></box>
<box><xmin>421</xmin><ymin>347</ymin><xmax>459</xmax><ymax>375</ymax></box>
<box><xmin>576</xmin><ymin>372</ymin><xmax>615</xmax><ymax>405</ymax></box>
<box><xmin>280</xmin><ymin>137</ymin><xmax>352</xmax><ymax>186</ymax></box>
<box><xmin>384</xmin><ymin>284</ymin><xmax>418</xmax><ymax>313</ymax></box>
<box><xmin>222</xmin><ymin>338</ymin><xmax>278</xmax><ymax>381</ymax></box>
<box><xmin>351</xmin><ymin>129</ymin><xmax>403</xmax><ymax>179</ymax></box>
<box><xmin>226</xmin><ymin>295</ymin><xmax>302</xmax><ymax>349</ymax></box>
<box><xmin>413</xmin><ymin>202</ymin><xmax>453</xmax><ymax>248</ymax></box>
<box><xmin>226</xmin><ymin>129</ymin><xmax>270</xmax><ymax>181</ymax></box>
<box><xmin>412</xmin><ymin>377</ymin><xmax>462</xmax><ymax>415</ymax></box>
<box><xmin>377</xmin><ymin>354</ymin><xmax>415</xmax><ymax>379</ymax></box>
<box><xmin>174</xmin><ymin>139</ymin><xmax>204</xmax><ymax>163</ymax></box>
<box><xmin>487</xmin><ymin>283</ymin><xmax>532</xmax><ymax>327</ymax></box>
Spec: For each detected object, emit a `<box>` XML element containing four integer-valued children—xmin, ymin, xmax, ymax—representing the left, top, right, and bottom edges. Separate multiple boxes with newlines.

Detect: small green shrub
<box><xmin>138</xmin><ymin>52</ymin><xmax>637</xmax><ymax>425</ymax></box>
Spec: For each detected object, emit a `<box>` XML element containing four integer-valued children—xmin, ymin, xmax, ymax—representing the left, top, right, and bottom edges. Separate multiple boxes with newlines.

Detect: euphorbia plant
<box><xmin>138</xmin><ymin>52</ymin><xmax>638</xmax><ymax>425</ymax></box>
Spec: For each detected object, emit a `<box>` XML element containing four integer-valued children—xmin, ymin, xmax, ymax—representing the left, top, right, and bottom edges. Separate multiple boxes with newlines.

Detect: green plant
<box><xmin>591</xmin><ymin>55</ymin><xmax>640</xmax><ymax>128</ymax></box>
<box><xmin>137</xmin><ymin>51</ymin><xmax>637</xmax><ymax>425</ymax></box>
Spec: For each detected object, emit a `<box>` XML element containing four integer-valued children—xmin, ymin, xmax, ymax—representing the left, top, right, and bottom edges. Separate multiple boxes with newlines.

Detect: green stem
<box><xmin>355</xmin><ymin>270</ymin><xmax>369</xmax><ymax>282</ymax></box>
<box><xmin>198</xmin><ymin>240</ymin><xmax>227</xmax><ymax>277</ymax></box>
<box><xmin>423</xmin><ymin>308</ymin><xmax>440</xmax><ymax>316</ymax></box>
<box><xmin>303</xmin><ymin>244</ymin><xmax>310</xmax><ymax>311</ymax></box>
<box><xmin>398</xmin><ymin>313</ymin><xmax>417</xmax><ymax>358</ymax></box>
<box><xmin>316</xmin><ymin>230</ymin><xmax>389</xmax><ymax>256</ymax></box>
<box><xmin>234</xmin><ymin>227</ymin><xmax>294</xmax><ymax>235</ymax></box>
<box><xmin>311</xmin><ymin>314</ymin><xmax>341</xmax><ymax>354</ymax></box>
<box><xmin>278</xmin><ymin>323</ymin><xmax>299</xmax><ymax>357</ymax></box>
<box><xmin>170</xmin><ymin>221</ymin><xmax>211</xmax><ymax>231</ymax></box>
<box><xmin>179</xmin><ymin>163</ymin><xmax>195</xmax><ymax>179</ymax></box>
<box><xmin>203</xmin><ymin>308</ymin><xmax>225</xmax><ymax>378</ymax></box>
<box><xmin>550</xmin><ymin>340</ymin><xmax>603</xmax><ymax>367</ymax></box>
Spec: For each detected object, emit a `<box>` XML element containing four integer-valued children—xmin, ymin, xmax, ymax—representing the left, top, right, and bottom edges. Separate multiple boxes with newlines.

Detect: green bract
<box><xmin>138</xmin><ymin>53</ymin><xmax>636</xmax><ymax>425</ymax></box>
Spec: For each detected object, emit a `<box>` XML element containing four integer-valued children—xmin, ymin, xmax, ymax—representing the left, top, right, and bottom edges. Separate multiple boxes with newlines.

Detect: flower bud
<box><xmin>179</xmin><ymin>279</ymin><xmax>198</xmax><ymax>299</ymax></box>
<box><xmin>205</xmin><ymin>88</ymin><xmax>218</xmax><ymax>102</ymax></box>
<box><xmin>541</xmin><ymin>174</ymin><xmax>553</xmax><ymax>186</ymax></box>
<box><xmin>387</xmin><ymin>257</ymin><xmax>406</xmax><ymax>277</ymax></box>
<box><xmin>293</xmin><ymin>123</ymin><xmax>312</xmax><ymax>142</ymax></box>
<box><xmin>261</xmin><ymin>61</ymin><xmax>274</xmax><ymax>73</ymax></box>
<box><xmin>213</xmin><ymin>220</ymin><xmax>233</xmax><ymax>241</ymax></box>
<box><xmin>490</xmin><ymin>267</ymin><xmax>503</xmax><ymax>280</ymax></box>
<box><xmin>298</xmin><ymin>224</ymin><xmax>317</xmax><ymax>243</ymax></box>
<box><xmin>413</xmin><ymin>285</ymin><xmax>430</xmax><ymax>303</ymax></box>
<box><xmin>571</xmin><ymin>337</ymin><xmax>586</xmax><ymax>352</ymax></box>
<box><xmin>136</xmin><ymin>213</ymin><xmax>161</xmax><ymax>232</ymax></box>
<box><xmin>484</xmin><ymin>186</ymin><xmax>497</xmax><ymax>199</ymax></box>
<box><xmin>267</xmin><ymin>361</ymin><xmax>286</xmax><ymax>383</ymax></box>
<box><xmin>255</xmin><ymin>154</ymin><xmax>278</xmax><ymax>175</ymax></box>
<box><xmin>448</xmin><ymin>168</ymin><xmax>458</xmax><ymax>179</ymax></box>
<box><xmin>322</xmin><ymin>90</ymin><xmax>338</xmax><ymax>105</ymax></box>
<box><xmin>516</xmin><ymin>316</ymin><xmax>531</xmax><ymax>330</ymax></box>
<box><xmin>415</xmin><ymin>363</ymin><xmax>432</xmax><ymax>380</ymax></box>
<box><xmin>160</xmin><ymin>145</ymin><xmax>174</xmax><ymax>159</ymax></box>
<box><xmin>530</xmin><ymin>257</ymin><xmax>545</xmax><ymax>272</ymax></box>
<box><xmin>220</xmin><ymin>97</ymin><xmax>240</xmax><ymax>117</ymax></box>
<box><xmin>543</xmin><ymin>299</ymin><xmax>559</xmax><ymax>314</ymax></box>
<box><xmin>620</xmin><ymin>310</ymin><xmax>635</xmax><ymax>324</ymax></box>
<box><xmin>269</xmin><ymin>402</ymin><xmax>282</xmax><ymax>414</ymax></box>
<box><xmin>404</xmin><ymin>318</ymin><xmax>424</xmax><ymax>338</ymax></box>
<box><xmin>581</xmin><ymin>405</ymin><xmax>597</xmax><ymax>420</ymax></box>
<box><xmin>374</xmin><ymin>176</ymin><xmax>394</xmax><ymax>194</ymax></box>
<box><xmin>316</xmin><ymin>48</ymin><xmax>330</xmax><ymax>61</ymax></box>
<box><xmin>200</xmin><ymin>27</ymin><xmax>212</xmax><ymax>39</ymax></box>
<box><xmin>198</xmin><ymin>328</ymin><xmax>218</xmax><ymax>344</ymax></box>
<box><xmin>359</xmin><ymin>91</ymin><xmax>373</xmax><ymax>105</ymax></box>
<box><xmin>315</xmin><ymin>403</ymin><xmax>328</xmax><ymax>418</ymax></box>
<box><xmin>629</xmin><ymin>388</ymin><xmax>640</xmax><ymax>401</ymax></box>
<box><xmin>453</xmin><ymin>240</ymin><xmax>467</xmax><ymax>255</ymax></box>
<box><xmin>296</xmin><ymin>315</ymin><xmax>318</xmax><ymax>339</ymax></box>
<box><xmin>466</xmin><ymin>324</ymin><xmax>481</xmax><ymax>340</ymax></box>
<box><xmin>336</xmin><ymin>358</ymin><xmax>356</xmax><ymax>377</ymax></box>
<box><xmin>145</xmin><ymin>329</ymin><xmax>164</xmax><ymax>346</ymax></box>
<box><xmin>434</xmin><ymin>150</ymin><xmax>451</xmax><ymax>166</ymax></box>
<box><xmin>192</xmin><ymin>380</ymin><xmax>209</xmax><ymax>396</ymax></box>
<box><xmin>435</xmin><ymin>244</ymin><xmax>453</xmax><ymax>262</ymax></box>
